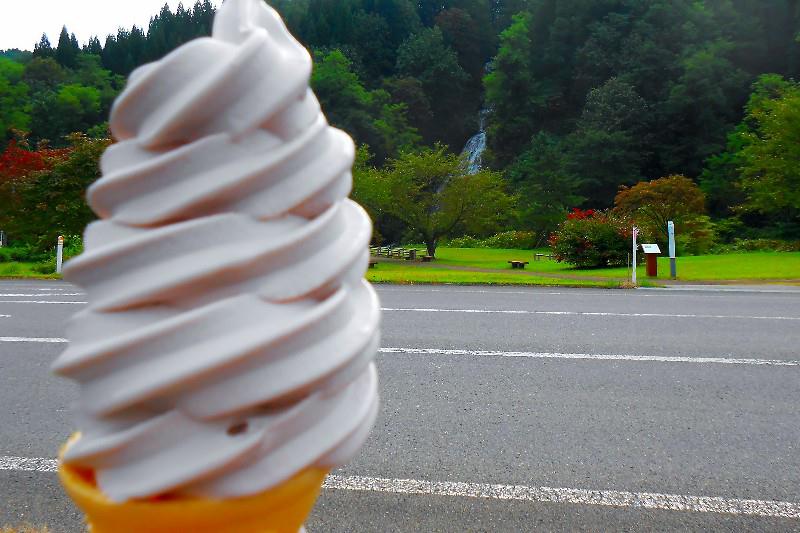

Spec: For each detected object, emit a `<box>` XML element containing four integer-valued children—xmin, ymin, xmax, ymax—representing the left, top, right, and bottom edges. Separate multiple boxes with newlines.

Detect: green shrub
<box><xmin>0</xmin><ymin>245</ymin><xmax>45</xmax><ymax>263</ymax></box>
<box><xmin>445</xmin><ymin>231</ymin><xmax>537</xmax><ymax>249</ymax></box>
<box><xmin>712</xmin><ymin>238</ymin><xmax>800</xmax><ymax>253</ymax></box>
<box><xmin>32</xmin><ymin>259</ymin><xmax>56</xmax><ymax>274</ymax></box>
<box><xmin>549</xmin><ymin>209</ymin><xmax>635</xmax><ymax>268</ymax></box>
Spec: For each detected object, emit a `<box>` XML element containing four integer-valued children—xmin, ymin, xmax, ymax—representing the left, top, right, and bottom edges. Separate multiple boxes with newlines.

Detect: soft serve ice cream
<box><xmin>52</xmin><ymin>0</ymin><xmax>380</xmax><ymax>502</ymax></box>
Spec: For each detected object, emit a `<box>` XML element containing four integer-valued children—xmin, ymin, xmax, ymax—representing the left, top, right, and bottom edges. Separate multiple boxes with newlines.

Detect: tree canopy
<box><xmin>2</xmin><ymin>0</ymin><xmax>800</xmax><ymax>247</ymax></box>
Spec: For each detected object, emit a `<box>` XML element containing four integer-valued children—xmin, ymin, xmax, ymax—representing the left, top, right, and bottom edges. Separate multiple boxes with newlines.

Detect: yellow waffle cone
<box><xmin>59</xmin><ymin>435</ymin><xmax>327</xmax><ymax>533</ymax></box>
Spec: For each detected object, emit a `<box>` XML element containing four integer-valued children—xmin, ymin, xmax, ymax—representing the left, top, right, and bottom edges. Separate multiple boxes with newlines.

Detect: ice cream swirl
<box><xmin>52</xmin><ymin>0</ymin><xmax>379</xmax><ymax>502</ymax></box>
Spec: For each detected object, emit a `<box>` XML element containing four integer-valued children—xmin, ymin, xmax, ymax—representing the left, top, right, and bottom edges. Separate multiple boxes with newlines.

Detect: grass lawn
<box><xmin>373</xmin><ymin>248</ymin><xmax>800</xmax><ymax>283</ymax></box>
<box><xmin>2</xmin><ymin>250</ymin><xmax>797</xmax><ymax>285</ymax></box>
<box><xmin>549</xmin><ymin>251</ymin><xmax>800</xmax><ymax>281</ymax></box>
<box><xmin>366</xmin><ymin>261</ymin><xmax>623</xmax><ymax>288</ymax></box>
<box><xmin>0</xmin><ymin>262</ymin><xmax>60</xmax><ymax>279</ymax></box>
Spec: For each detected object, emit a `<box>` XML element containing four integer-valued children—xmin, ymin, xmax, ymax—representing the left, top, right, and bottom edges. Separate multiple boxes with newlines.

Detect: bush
<box><xmin>0</xmin><ymin>235</ymin><xmax>82</xmax><ymax>266</ymax></box>
<box><xmin>445</xmin><ymin>231</ymin><xmax>537</xmax><ymax>249</ymax></box>
<box><xmin>32</xmin><ymin>259</ymin><xmax>56</xmax><ymax>274</ymax></box>
<box><xmin>712</xmin><ymin>238</ymin><xmax>800</xmax><ymax>253</ymax></box>
<box><xmin>549</xmin><ymin>209</ymin><xmax>635</xmax><ymax>268</ymax></box>
<box><xmin>0</xmin><ymin>244</ymin><xmax>45</xmax><ymax>263</ymax></box>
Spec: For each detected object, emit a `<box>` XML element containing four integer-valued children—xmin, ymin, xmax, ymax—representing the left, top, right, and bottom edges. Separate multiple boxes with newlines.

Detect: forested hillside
<box><xmin>1</xmin><ymin>0</ymin><xmax>799</xmax><ymax>250</ymax></box>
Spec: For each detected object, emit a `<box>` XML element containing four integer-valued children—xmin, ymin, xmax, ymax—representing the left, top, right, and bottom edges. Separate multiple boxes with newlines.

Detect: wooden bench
<box><xmin>369</xmin><ymin>260</ymin><xmax>378</xmax><ymax>268</ymax></box>
<box><xmin>508</xmin><ymin>260</ymin><xmax>530</xmax><ymax>269</ymax></box>
<box><xmin>421</xmin><ymin>255</ymin><xmax>434</xmax><ymax>262</ymax></box>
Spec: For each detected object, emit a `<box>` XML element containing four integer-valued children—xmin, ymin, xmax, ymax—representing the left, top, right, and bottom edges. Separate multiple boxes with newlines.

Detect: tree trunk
<box><xmin>425</xmin><ymin>239</ymin><xmax>437</xmax><ymax>258</ymax></box>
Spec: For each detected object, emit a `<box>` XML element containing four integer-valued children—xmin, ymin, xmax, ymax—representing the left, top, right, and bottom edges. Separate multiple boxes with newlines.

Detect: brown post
<box><xmin>646</xmin><ymin>253</ymin><xmax>658</xmax><ymax>277</ymax></box>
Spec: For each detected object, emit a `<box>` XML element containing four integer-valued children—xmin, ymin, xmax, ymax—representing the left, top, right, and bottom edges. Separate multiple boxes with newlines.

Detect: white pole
<box><xmin>56</xmin><ymin>235</ymin><xmax>64</xmax><ymax>274</ymax></box>
<box><xmin>631</xmin><ymin>227</ymin><xmax>637</xmax><ymax>285</ymax></box>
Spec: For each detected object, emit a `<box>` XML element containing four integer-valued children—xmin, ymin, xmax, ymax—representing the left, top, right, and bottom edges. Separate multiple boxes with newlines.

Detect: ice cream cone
<box><xmin>59</xmin><ymin>434</ymin><xmax>327</xmax><ymax>533</ymax></box>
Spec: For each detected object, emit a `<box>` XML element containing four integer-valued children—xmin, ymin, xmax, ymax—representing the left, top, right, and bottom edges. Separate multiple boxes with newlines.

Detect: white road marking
<box><xmin>0</xmin><ymin>293</ymin><xmax>84</xmax><ymax>297</ymax></box>
<box><xmin>381</xmin><ymin>307</ymin><xmax>800</xmax><ymax>320</ymax></box>
<box><xmin>1</xmin><ymin>456</ymin><xmax>796</xmax><ymax>518</ymax></box>
<box><xmin>324</xmin><ymin>475</ymin><xmax>800</xmax><ymax>519</ymax></box>
<box><xmin>642</xmin><ymin>286</ymin><xmax>800</xmax><ymax>294</ymax></box>
<box><xmin>0</xmin><ymin>300</ymin><xmax>87</xmax><ymax>304</ymax></box>
<box><xmin>0</xmin><ymin>337</ymin><xmax>67</xmax><ymax>343</ymax></box>
<box><xmin>379</xmin><ymin>348</ymin><xmax>800</xmax><ymax>367</ymax></box>
<box><xmin>1</xmin><ymin>337</ymin><xmax>795</xmax><ymax>367</ymax></box>
<box><xmin>0</xmin><ymin>456</ymin><xmax>58</xmax><ymax>472</ymax></box>
<box><xmin>377</xmin><ymin>288</ymin><xmax>580</xmax><ymax>296</ymax></box>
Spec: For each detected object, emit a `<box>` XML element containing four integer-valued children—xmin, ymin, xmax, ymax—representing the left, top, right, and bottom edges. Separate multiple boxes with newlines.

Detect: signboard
<box><xmin>641</xmin><ymin>243</ymin><xmax>661</xmax><ymax>254</ymax></box>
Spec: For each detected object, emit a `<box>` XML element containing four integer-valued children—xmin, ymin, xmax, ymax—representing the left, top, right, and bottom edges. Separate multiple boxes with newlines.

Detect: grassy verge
<box><xmin>0</xmin><ymin>262</ymin><xmax>60</xmax><ymax>279</ymax></box>
<box><xmin>367</xmin><ymin>262</ymin><xmax>625</xmax><ymax>288</ymax></box>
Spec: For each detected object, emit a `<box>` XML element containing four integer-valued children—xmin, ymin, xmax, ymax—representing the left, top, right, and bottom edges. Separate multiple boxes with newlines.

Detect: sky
<box><xmin>1</xmin><ymin>0</ymin><xmax>222</xmax><ymax>51</ymax></box>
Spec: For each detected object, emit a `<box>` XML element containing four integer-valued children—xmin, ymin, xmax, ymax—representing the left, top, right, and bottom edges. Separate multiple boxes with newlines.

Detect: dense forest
<box><xmin>1</xmin><ymin>0</ymin><xmax>799</xmax><ymax>253</ymax></box>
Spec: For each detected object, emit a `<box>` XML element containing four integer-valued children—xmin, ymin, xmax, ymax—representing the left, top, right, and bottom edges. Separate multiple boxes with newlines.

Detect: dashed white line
<box><xmin>0</xmin><ymin>337</ymin><xmax>67</xmax><ymax>343</ymax></box>
<box><xmin>379</xmin><ymin>348</ymin><xmax>800</xmax><ymax>367</ymax></box>
<box><xmin>0</xmin><ymin>300</ymin><xmax>87</xmax><ymax>304</ymax></box>
<box><xmin>0</xmin><ymin>293</ymin><xmax>85</xmax><ymax>297</ymax></box>
<box><xmin>381</xmin><ymin>307</ymin><xmax>800</xmax><ymax>320</ymax></box>
<box><xmin>1</xmin><ymin>456</ymin><xmax>796</xmax><ymax>518</ymax></box>
<box><xmin>0</xmin><ymin>314</ymin><xmax>10</xmax><ymax>318</ymax></box>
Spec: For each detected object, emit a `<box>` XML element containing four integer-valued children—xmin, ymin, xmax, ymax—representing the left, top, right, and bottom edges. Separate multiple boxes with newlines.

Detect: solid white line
<box><xmin>381</xmin><ymin>307</ymin><xmax>800</xmax><ymax>320</ymax></box>
<box><xmin>379</xmin><ymin>348</ymin><xmax>800</xmax><ymax>367</ymax></box>
<box><xmin>323</xmin><ymin>474</ymin><xmax>800</xmax><ymax>519</ymax></box>
<box><xmin>0</xmin><ymin>300</ymin><xmax>87</xmax><ymax>304</ymax></box>
<box><xmin>377</xmin><ymin>288</ymin><xmax>578</xmax><ymax>296</ymax></box>
<box><xmin>1</xmin><ymin>456</ymin><xmax>796</xmax><ymax>518</ymax></box>
<box><xmin>0</xmin><ymin>337</ymin><xmax>67</xmax><ymax>343</ymax></box>
<box><xmin>642</xmin><ymin>286</ymin><xmax>800</xmax><ymax>294</ymax></box>
<box><xmin>2</xmin><ymin>337</ymin><xmax>794</xmax><ymax>367</ymax></box>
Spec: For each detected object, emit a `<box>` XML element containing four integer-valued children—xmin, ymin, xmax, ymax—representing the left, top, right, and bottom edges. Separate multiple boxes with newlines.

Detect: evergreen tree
<box><xmin>55</xmin><ymin>26</ymin><xmax>79</xmax><ymax>69</ymax></box>
<box><xmin>84</xmin><ymin>36</ymin><xmax>103</xmax><ymax>56</ymax></box>
<box><xmin>33</xmin><ymin>34</ymin><xmax>54</xmax><ymax>58</ymax></box>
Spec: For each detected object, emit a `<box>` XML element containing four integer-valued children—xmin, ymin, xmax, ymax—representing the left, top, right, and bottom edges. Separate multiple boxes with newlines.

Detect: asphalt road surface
<box><xmin>1</xmin><ymin>280</ymin><xmax>799</xmax><ymax>532</ymax></box>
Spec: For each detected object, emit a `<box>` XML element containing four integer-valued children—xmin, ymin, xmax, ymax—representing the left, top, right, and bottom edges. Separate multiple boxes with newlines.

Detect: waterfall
<box><xmin>462</xmin><ymin>109</ymin><xmax>488</xmax><ymax>174</ymax></box>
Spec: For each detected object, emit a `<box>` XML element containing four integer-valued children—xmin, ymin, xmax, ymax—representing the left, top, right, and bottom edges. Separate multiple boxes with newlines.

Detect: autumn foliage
<box><xmin>614</xmin><ymin>175</ymin><xmax>714</xmax><ymax>254</ymax></box>
<box><xmin>0</xmin><ymin>134</ymin><xmax>106</xmax><ymax>249</ymax></box>
<box><xmin>0</xmin><ymin>139</ymin><xmax>69</xmax><ymax>180</ymax></box>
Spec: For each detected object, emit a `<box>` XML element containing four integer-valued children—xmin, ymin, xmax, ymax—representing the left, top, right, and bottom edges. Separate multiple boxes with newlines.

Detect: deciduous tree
<box><xmin>614</xmin><ymin>175</ymin><xmax>714</xmax><ymax>253</ymax></box>
<box><xmin>371</xmin><ymin>144</ymin><xmax>512</xmax><ymax>256</ymax></box>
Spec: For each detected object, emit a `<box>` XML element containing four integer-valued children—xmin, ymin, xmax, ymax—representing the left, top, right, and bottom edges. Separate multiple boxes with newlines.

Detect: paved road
<box><xmin>1</xmin><ymin>280</ymin><xmax>799</xmax><ymax>531</ymax></box>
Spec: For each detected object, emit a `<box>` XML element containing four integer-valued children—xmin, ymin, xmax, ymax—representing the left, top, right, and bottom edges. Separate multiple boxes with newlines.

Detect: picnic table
<box><xmin>508</xmin><ymin>260</ymin><xmax>530</xmax><ymax>269</ymax></box>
